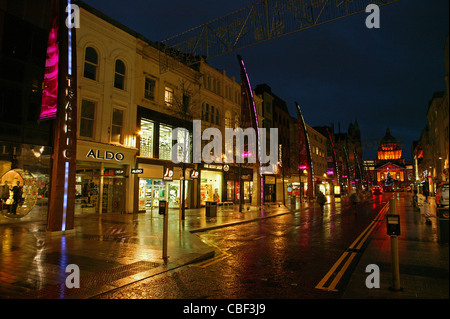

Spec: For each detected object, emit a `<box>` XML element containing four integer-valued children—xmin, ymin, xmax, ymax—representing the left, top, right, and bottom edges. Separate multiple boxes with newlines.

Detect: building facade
<box><xmin>75</xmin><ymin>3</ymin><xmax>138</xmax><ymax>215</ymax></box>
<box><xmin>413</xmin><ymin>35</ymin><xmax>449</xmax><ymax>194</ymax></box>
<box><xmin>367</xmin><ymin>128</ymin><xmax>412</xmax><ymax>190</ymax></box>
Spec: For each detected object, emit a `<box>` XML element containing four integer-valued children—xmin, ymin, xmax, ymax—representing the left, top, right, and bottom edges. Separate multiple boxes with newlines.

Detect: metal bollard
<box><xmin>388</xmin><ymin>198</ymin><xmax>402</xmax><ymax>291</ymax></box>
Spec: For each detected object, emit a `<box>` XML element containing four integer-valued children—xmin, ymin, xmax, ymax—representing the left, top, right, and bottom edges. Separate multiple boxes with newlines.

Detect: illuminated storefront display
<box><xmin>139</xmin><ymin>119</ymin><xmax>154</xmax><ymax>158</ymax></box>
<box><xmin>200</xmin><ymin>170</ymin><xmax>223</xmax><ymax>206</ymax></box>
<box><xmin>138</xmin><ymin>178</ymin><xmax>187</xmax><ymax>210</ymax></box>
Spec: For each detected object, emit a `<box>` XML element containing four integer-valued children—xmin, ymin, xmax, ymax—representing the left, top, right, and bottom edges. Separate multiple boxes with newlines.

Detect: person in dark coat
<box><xmin>317</xmin><ymin>191</ymin><xmax>326</xmax><ymax>214</ymax></box>
<box><xmin>11</xmin><ymin>181</ymin><xmax>22</xmax><ymax>214</ymax></box>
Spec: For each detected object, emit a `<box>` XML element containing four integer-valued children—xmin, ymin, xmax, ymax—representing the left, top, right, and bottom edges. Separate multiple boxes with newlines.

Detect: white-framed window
<box><xmin>80</xmin><ymin>99</ymin><xmax>96</xmax><ymax>138</ymax></box>
<box><xmin>145</xmin><ymin>77</ymin><xmax>156</xmax><ymax>100</ymax></box>
<box><xmin>111</xmin><ymin>108</ymin><xmax>124</xmax><ymax>144</ymax></box>
<box><xmin>83</xmin><ymin>47</ymin><xmax>98</xmax><ymax>81</ymax></box>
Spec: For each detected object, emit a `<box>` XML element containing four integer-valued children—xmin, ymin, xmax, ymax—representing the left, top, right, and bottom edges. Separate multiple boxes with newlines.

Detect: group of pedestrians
<box><xmin>315</xmin><ymin>190</ymin><xmax>365</xmax><ymax>214</ymax></box>
<box><xmin>1</xmin><ymin>180</ymin><xmax>23</xmax><ymax>214</ymax></box>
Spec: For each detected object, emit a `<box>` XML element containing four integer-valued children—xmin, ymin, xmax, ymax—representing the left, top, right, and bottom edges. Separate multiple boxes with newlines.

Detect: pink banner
<box><xmin>40</xmin><ymin>17</ymin><xmax>59</xmax><ymax>120</ymax></box>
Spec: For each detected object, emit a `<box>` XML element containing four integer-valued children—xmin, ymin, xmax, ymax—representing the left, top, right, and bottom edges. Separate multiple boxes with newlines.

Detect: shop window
<box><xmin>114</xmin><ymin>59</ymin><xmax>126</xmax><ymax>90</ymax></box>
<box><xmin>83</xmin><ymin>47</ymin><xmax>98</xmax><ymax>81</ymax></box>
<box><xmin>111</xmin><ymin>108</ymin><xmax>124</xmax><ymax>144</ymax></box>
<box><xmin>80</xmin><ymin>99</ymin><xmax>95</xmax><ymax>138</ymax></box>
<box><xmin>145</xmin><ymin>77</ymin><xmax>155</xmax><ymax>100</ymax></box>
<box><xmin>165</xmin><ymin>87</ymin><xmax>174</xmax><ymax>107</ymax></box>
<box><xmin>140</xmin><ymin>119</ymin><xmax>154</xmax><ymax>158</ymax></box>
<box><xmin>200</xmin><ymin>170</ymin><xmax>223</xmax><ymax>205</ymax></box>
<box><xmin>159</xmin><ymin>124</ymin><xmax>173</xmax><ymax>160</ymax></box>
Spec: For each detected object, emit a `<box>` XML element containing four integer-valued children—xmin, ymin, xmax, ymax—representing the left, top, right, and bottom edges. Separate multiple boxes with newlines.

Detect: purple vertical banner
<box><xmin>40</xmin><ymin>3</ymin><xmax>59</xmax><ymax>120</ymax></box>
<box><xmin>295</xmin><ymin>102</ymin><xmax>314</xmax><ymax>198</ymax></box>
<box><xmin>237</xmin><ymin>55</ymin><xmax>263</xmax><ymax>207</ymax></box>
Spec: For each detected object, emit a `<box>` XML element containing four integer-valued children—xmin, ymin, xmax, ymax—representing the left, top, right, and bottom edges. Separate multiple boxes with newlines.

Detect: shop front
<box><xmin>223</xmin><ymin>165</ymin><xmax>254</xmax><ymax>203</ymax></box>
<box><xmin>200</xmin><ymin>164</ymin><xmax>223</xmax><ymax>206</ymax></box>
<box><xmin>136</xmin><ymin>162</ymin><xmax>191</xmax><ymax>212</ymax></box>
<box><xmin>264</xmin><ymin>175</ymin><xmax>276</xmax><ymax>202</ymax></box>
<box><xmin>76</xmin><ymin>141</ymin><xmax>136</xmax><ymax>214</ymax></box>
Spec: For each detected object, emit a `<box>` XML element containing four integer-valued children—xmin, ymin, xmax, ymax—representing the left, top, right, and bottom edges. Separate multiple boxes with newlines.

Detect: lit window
<box><xmin>140</xmin><ymin>119</ymin><xmax>154</xmax><ymax>158</ymax></box>
<box><xmin>159</xmin><ymin>124</ymin><xmax>173</xmax><ymax>160</ymax></box>
<box><xmin>225</xmin><ymin>111</ymin><xmax>232</xmax><ymax>128</ymax></box>
<box><xmin>165</xmin><ymin>87</ymin><xmax>174</xmax><ymax>106</ymax></box>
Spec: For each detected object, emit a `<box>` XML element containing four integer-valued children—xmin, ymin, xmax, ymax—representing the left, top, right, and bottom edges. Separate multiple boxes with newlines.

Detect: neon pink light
<box><xmin>238</xmin><ymin>56</ymin><xmax>263</xmax><ymax>210</ymax></box>
<box><xmin>40</xmin><ymin>18</ymin><xmax>59</xmax><ymax>120</ymax></box>
<box><xmin>299</xmin><ymin>165</ymin><xmax>308</xmax><ymax>170</ymax></box>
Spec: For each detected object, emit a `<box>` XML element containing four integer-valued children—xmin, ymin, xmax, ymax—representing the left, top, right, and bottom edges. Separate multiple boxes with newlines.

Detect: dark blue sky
<box><xmin>83</xmin><ymin>0</ymin><xmax>449</xmax><ymax>160</ymax></box>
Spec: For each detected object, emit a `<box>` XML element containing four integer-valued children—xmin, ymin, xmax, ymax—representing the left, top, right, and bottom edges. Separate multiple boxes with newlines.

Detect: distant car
<box><xmin>436</xmin><ymin>183</ymin><xmax>449</xmax><ymax>207</ymax></box>
<box><xmin>372</xmin><ymin>186</ymin><xmax>383</xmax><ymax>195</ymax></box>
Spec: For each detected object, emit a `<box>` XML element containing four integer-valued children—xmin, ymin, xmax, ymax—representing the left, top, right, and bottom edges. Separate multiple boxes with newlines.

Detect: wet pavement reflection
<box><xmin>0</xmin><ymin>201</ymin><xmax>309</xmax><ymax>298</ymax></box>
<box><xmin>96</xmin><ymin>195</ymin><xmax>391</xmax><ymax>299</ymax></box>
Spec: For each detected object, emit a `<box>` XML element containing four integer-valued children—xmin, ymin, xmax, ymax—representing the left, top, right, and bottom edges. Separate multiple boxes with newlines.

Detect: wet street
<box><xmin>97</xmin><ymin>195</ymin><xmax>390</xmax><ymax>299</ymax></box>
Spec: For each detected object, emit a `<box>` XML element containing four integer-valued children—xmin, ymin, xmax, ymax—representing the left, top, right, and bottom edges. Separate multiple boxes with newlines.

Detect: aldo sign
<box><xmin>86</xmin><ymin>149</ymin><xmax>124</xmax><ymax>161</ymax></box>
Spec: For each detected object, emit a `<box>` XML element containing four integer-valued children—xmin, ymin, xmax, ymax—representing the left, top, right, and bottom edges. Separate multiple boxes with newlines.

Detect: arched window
<box><xmin>114</xmin><ymin>59</ymin><xmax>126</xmax><ymax>90</ymax></box>
<box><xmin>84</xmin><ymin>47</ymin><xmax>98</xmax><ymax>80</ymax></box>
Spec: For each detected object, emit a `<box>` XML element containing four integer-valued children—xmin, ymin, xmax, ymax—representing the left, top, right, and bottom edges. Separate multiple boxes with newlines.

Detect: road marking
<box><xmin>191</xmin><ymin>237</ymin><xmax>230</xmax><ymax>269</ymax></box>
<box><xmin>315</xmin><ymin>202</ymin><xmax>389</xmax><ymax>292</ymax></box>
<box><xmin>193</xmin><ymin>253</ymin><xmax>230</xmax><ymax>268</ymax></box>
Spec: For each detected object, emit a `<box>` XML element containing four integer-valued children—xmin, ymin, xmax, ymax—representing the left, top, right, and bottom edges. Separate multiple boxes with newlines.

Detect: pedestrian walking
<box><xmin>317</xmin><ymin>191</ymin><xmax>326</xmax><ymax>214</ymax></box>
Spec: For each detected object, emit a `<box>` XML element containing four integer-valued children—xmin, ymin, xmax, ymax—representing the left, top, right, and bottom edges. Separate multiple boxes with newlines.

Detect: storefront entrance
<box><xmin>75</xmin><ymin>161</ymin><xmax>127</xmax><ymax>214</ymax></box>
<box><xmin>138</xmin><ymin>178</ymin><xmax>186</xmax><ymax>210</ymax></box>
<box><xmin>102</xmin><ymin>177</ymin><xmax>125</xmax><ymax>213</ymax></box>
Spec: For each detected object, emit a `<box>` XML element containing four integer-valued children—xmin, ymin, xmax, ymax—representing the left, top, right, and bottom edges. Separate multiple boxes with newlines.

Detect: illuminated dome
<box><xmin>378</xmin><ymin>128</ymin><xmax>402</xmax><ymax>161</ymax></box>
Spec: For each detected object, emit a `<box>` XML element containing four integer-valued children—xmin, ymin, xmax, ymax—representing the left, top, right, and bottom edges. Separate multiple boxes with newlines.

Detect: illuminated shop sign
<box><xmin>163</xmin><ymin>168</ymin><xmax>173</xmax><ymax>181</ymax></box>
<box><xmin>131</xmin><ymin>168</ymin><xmax>144</xmax><ymax>174</ymax></box>
<box><xmin>190</xmin><ymin>170</ymin><xmax>199</xmax><ymax>179</ymax></box>
<box><xmin>86</xmin><ymin>149</ymin><xmax>124</xmax><ymax>161</ymax></box>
